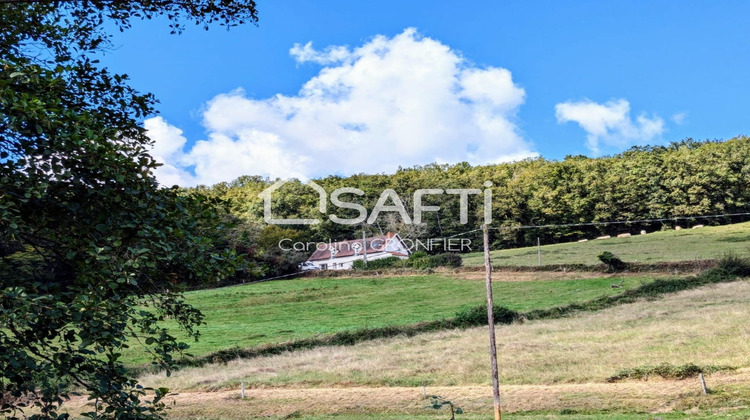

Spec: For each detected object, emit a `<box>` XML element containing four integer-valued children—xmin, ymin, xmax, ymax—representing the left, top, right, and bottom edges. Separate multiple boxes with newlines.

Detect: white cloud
<box><xmin>146</xmin><ymin>28</ymin><xmax>536</xmax><ymax>186</ymax></box>
<box><xmin>289</xmin><ymin>41</ymin><xmax>351</xmax><ymax>65</ymax></box>
<box><xmin>672</xmin><ymin>112</ymin><xmax>687</xmax><ymax>125</ymax></box>
<box><xmin>555</xmin><ymin>99</ymin><xmax>664</xmax><ymax>155</ymax></box>
<box><xmin>144</xmin><ymin>117</ymin><xmax>197</xmax><ymax>187</ymax></box>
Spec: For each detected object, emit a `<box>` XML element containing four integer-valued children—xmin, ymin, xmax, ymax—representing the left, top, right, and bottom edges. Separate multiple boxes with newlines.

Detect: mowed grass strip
<box><xmin>462</xmin><ymin>221</ymin><xmax>750</xmax><ymax>267</ymax></box>
<box><xmin>122</xmin><ymin>274</ymin><xmax>653</xmax><ymax>365</ymax></box>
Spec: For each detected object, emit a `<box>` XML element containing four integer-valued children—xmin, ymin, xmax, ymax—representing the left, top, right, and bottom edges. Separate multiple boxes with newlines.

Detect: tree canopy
<box><xmin>194</xmin><ymin>137</ymin><xmax>750</xmax><ymax>259</ymax></box>
<box><xmin>1</xmin><ymin>1</ymin><xmax>258</xmax><ymax>418</ymax></box>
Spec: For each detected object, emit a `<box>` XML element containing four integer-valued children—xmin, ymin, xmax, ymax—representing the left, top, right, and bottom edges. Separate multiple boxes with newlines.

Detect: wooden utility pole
<box><xmin>483</xmin><ymin>224</ymin><xmax>501</xmax><ymax>420</ymax></box>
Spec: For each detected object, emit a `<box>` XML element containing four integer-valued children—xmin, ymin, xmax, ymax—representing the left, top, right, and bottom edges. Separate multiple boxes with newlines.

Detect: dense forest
<box><xmin>193</xmin><ymin>137</ymin><xmax>750</xmax><ymax>279</ymax></box>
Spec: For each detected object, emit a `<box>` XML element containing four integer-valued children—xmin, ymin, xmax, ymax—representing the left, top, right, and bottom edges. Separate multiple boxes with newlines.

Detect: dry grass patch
<box><xmin>140</xmin><ymin>280</ymin><xmax>750</xmax><ymax>390</ymax></box>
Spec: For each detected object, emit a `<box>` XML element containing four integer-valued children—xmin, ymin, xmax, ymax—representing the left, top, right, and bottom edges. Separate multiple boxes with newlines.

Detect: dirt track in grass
<box><xmin>59</xmin><ymin>371</ymin><xmax>750</xmax><ymax>418</ymax></box>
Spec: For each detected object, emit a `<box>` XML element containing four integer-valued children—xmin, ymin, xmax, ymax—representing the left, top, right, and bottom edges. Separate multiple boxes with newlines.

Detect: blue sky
<box><xmin>99</xmin><ymin>1</ymin><xmax>750</xmax><ymax>186</ymax></box>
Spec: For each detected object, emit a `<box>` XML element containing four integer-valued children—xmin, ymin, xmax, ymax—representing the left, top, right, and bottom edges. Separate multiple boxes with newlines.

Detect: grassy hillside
<box><xmin>463</xmin><ymin>221</ymin><xmax>750</xmax><ymax>267</ymax></box>
<box><xmin>144</xmin><ymin>280</ymin><xmax>750</xmax><ymax>388</ymax></box>
<box><xmin>123</xmin><ymin>222</ymin><xmax>750</xmax><ymax>365</ymax></box>
<box><xmin>123</xmin><ymin>273</ymin><xmax>655</xmax><ymax>365</ymax></box>
<box><xmin>137</xmin><ymin>280</ymin><xmax>750</xmax><ymax>418</ymax></box>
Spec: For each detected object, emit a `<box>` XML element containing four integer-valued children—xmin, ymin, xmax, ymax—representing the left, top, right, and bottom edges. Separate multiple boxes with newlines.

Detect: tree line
<box><xmin>192</xmin><ymin>136</ymin><xmax>750</xmax><ymax>278</ymax></box>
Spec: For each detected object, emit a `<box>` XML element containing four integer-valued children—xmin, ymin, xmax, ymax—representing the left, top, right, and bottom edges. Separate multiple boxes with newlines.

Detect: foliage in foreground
<box><xmin>0</xmin><ymin>1</ymin><xmax>258</xmax><ymax>418</ymax></box>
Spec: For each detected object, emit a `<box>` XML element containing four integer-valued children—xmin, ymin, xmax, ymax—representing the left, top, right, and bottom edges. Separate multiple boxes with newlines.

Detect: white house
<box><xmin>306</xmin><ymin>232</ymin><xmax>411</xmax><ymax>270</ymax></box>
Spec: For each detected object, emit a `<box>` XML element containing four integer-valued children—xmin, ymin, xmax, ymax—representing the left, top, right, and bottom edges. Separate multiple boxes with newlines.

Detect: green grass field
<box><xmin>123</xmin><ymin>221</ymin><xmax>750</xmax><ymax>365</ymax></box>
<box><xmin>138</xmin><ymin>280</ymin><xmax>750</xmax><ymax>419</ymax></box>
<box><xmin>124</xmin><ymin>273</ymin><xmax>655</xmax><ymax>365</ymax></box>
<box><xmin>462</xmin><ymin>221</ymin><xmax>750</xmax><ymax>267</ymax></box>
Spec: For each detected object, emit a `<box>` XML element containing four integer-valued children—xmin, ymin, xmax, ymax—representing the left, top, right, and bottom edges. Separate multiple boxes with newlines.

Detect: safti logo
<box><xmin>258</xmin><ymin>179</ymin><xmax>494</xmax><ymax>226</ymax></box>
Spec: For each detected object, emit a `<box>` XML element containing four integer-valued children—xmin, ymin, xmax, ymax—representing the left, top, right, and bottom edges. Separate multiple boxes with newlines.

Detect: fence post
<box><xmin>537</xmin><ymin>237</ymin><xmax>541</xmax><ymax>266</ymax></box>
<box><xmin>699</xmin><ymin>373</ymin><xmax>708</xmax><ymax>395</ymax></box>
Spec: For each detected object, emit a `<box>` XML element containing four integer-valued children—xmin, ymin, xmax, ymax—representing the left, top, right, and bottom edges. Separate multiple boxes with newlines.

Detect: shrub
<box><xmin>607</xmin><ymin>363</ymin><xmax>735</xmax><ymax>382</ymax></box>
<box><xmin>409</xmin><ymin>251</ymin><xmax>429</xmax><ymax>260</ymax></box>
<box><xmin>397</xmin><ymin>252</ymin><xmax>464</xmax><ymax>269</ymax></box>
<box><xmin>398</xmin><ymin>251</ymin><xmax>431</xmax><ymax>269</ymax></box>
<box><xmin>350</xmin><ymin>252</ymin><xmax>462</xmax><ymax>270</ymax></box>
<box><xmin>707</xmin><ymin>252</ymin><xmax>750</xmax><ymax>279</ymax></box>
<box><xmin>352</xmin><ymin>256</ymin><xmax>401</xmax><ymax>270</ymax></box>
<box><xmin>453</xmin><ymin>304</ymin><xmax>518</xmax><ymax>327</ymax></box>
<box><xmin>409</xmin><ymin>256</ymin><xmax>434</xmax><ymax>269</ymax></box>
<box><xmin>598</xmin><ymin>251</ymin><xmax>627</xmax><ymax>271</ymax></box>
<box><xmin>430</xmin><ymin>252</ymin><xmax>463</xmax><ymax>268</ymax></box>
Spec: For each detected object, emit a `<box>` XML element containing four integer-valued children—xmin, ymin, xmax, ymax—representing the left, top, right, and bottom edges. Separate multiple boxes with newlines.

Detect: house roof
<box><xmin>307</xmin><ymin>232</ymin><xmax>406</xmax><ymax>261</ymax></box>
